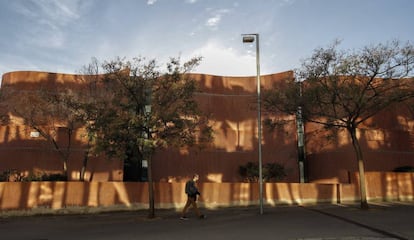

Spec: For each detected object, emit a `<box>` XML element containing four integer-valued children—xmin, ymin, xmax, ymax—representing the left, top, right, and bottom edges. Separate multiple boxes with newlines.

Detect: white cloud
<box><xmin>205</xmin><ymin>9</ymin><xmax>230</xmax><ymax>30</ymax></box>
<box><xmin>280</xmin><ymin>0</ymin><xmax>296</xmax><ymax>6</ymax></box>
<box><xmin>14</xmin><ymin>0</ymin><xmax>81</xmax><ymax>25</ymax></box>
<box><xmin>11</xmin><ymin>0</ymin><xmax>84</xmax><ymax>49</ymax></box>
<box><xmin>186</xmin><ymin>0</ymin><xmax>198</xmax><ymax>3</ymax></box>
<box><xmin>147</xmin><ymin>0</ymin><xmax>157</xmax><ymax>5</ymax></box>
<box><xmin>206</xmin><ymin>16</ymin><xmax>221</xmax><ymax>28</ymax></box>
<box><xmin>185</xmin><ymin>41</ymin><xmax>259</xmax><ymax>76</ymax></box>
<box><xmin>43</xmin><ymin>0</ymin><xmax>80</xmax><ymax>22</ymax></box>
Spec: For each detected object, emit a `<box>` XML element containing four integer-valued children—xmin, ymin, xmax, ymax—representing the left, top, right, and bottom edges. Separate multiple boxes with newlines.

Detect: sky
<box><xmin>0</xmin><ymin>0</ymin><xmax>413</xmax><ymax>82</ymax></box>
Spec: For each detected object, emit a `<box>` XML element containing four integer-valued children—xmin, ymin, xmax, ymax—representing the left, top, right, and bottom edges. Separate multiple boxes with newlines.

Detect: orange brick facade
<box><xmin>1</xmin><ymin>71</ymin><xmax>414</xmax><ymax>183</ymax></box>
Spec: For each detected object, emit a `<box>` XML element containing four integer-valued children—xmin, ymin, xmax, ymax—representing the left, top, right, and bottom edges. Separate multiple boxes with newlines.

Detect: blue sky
<box><xmin>0</xmin><ymin>0</ymin><xmax>413</xmax><ymax>81</ymax></box>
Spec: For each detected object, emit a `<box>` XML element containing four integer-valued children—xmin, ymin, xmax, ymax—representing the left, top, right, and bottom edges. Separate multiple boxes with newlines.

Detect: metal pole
<box><xmin>242</xmin><ymin>33</ymin><xmax>263</xmax><ymax>214</ymax></box>
<box><xmin>255</xmin><ymin>34</ymin><xmax>263</xmax><ymax>215</ymax></box>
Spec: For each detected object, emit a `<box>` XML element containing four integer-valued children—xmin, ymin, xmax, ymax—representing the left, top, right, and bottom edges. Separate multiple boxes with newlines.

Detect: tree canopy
<box><xmin>0</xmin><ymin>82</ymin><xmax>79</xmax><ymax>179</ymax></box>
<box><xmin>72</xmin><ymin>56</ymin><xmax>212</xmax><ymax>161</ymax></box>
<box><xmin>264</xmin><ymin>40</ymin><xmax>414</xmax><ymax>208</ymax></box>
<box><xmin>63</xmin><ymin>56</ymin><xmax>212</xmax><ymax>217</ymax></box>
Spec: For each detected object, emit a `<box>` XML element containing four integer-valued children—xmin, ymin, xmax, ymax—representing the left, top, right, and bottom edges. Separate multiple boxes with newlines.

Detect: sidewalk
<box><xmin>299</xmin><ymin>202</ymin><xmax>414</xmax><ymax>240</ymax></box>
<box><xmin>0</xmin><ymin>202</ymin><xmax>413</xmax><ymax>240</ymax></box>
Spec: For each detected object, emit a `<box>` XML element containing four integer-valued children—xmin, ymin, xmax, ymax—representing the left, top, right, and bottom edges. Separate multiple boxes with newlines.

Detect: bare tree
<box><xmin>1</xmin><ymin>86</ymin><xmax>78</xmax><ymax>179</ymax></box>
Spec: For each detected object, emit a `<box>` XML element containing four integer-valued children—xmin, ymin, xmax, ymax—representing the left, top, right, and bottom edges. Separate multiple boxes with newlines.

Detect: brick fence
<box><xmin>0</xmin><ymin>172</ymin><xmax>412</xmax><ymax>213</ymax></box>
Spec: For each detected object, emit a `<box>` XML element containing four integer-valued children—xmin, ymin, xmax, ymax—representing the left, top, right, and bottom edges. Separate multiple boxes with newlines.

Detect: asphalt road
<box><xmin>0</xmin><ymin>202</ymin><xmax>413</xmax><ymax>240</ymax></box>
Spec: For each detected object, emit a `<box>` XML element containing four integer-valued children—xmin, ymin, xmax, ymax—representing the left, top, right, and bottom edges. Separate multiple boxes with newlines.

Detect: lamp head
<box><xmin>242</xmin><ymin>35</ymin><xmax>255</xmax><ymax>43</ymax></box>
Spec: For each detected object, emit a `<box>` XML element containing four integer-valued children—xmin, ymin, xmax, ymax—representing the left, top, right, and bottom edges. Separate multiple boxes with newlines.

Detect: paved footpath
<box><xmin>0</xmin><ymin>202</ymin><xmax>413</xmax><ymax>240</ymax></box>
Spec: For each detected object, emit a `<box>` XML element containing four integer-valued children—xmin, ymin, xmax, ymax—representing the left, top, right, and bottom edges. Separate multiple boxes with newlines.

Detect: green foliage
<box><xmin>0</xmin><ymin>85</ymin><xmax>78</xmax><ymax>179</ymax></box>
<box><xmin>238</xmin><ymin>162</ymin><xmax>287</xmax><ymax>182</ymax></box>
<box><xmin>0</xmin><ymin>169</ymin><xmax>19</xmax><ymax>181</ymax></box>
<box><xmin>238</xmin><ymin>162</ymin><xmax>259</xmax><ymax>182</ymax></box>
<box><xmin>263</xmin><ymin>39</ymin><xmax>414</xmax><ymax>209</ymax></box>
<box><xmin>265</xmin><ymin>40</ymin><xmax>414</xmax><ymax>131</ymax></box>
<box><xmin>71</xmin><ymin>56</ymin><xmax>212</xmax><ymax>162</ymax></box>
<box><xmin>37</xmin><ymin>173</ymin><xmax>68</xmax><ymax>181</ymax></box>
<box><xmin>264</xmin><ymin>162</ymin><xmax>287</xmax><ymax>181</ymax></box>
<box><xmin>59</xmin><ymin>56</ymin><xmax>213</xmax><ymax>185</ymax></box>
<box><xmin>0</xmin><ymin>170</ymin><xmax>67</xmax><ymax>182</ymax></box>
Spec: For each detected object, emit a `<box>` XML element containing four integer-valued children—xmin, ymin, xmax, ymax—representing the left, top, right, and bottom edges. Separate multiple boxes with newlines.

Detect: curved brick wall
<box><xmin>0</xmin><ymin>70</ymin><xmax>298</xmax><ymax>182</ymax></box>
<box><xmin>2</xmin><ymin>70</ymin><xmax>413</xmax><ymax>183</ymax></box>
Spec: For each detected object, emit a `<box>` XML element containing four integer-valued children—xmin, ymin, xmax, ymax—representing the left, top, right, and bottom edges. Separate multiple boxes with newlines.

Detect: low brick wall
<box><xmin>0</xmin><ymin>172</ymin><xmax>412</xmax><ymax>213</ymax></box>
<box><xmin>350</xmin><ymin>172</ymin><xmax>414</xmax><ymax>201</ymax></box>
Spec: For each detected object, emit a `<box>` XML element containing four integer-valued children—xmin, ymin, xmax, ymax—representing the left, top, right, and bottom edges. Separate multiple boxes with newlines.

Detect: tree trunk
<box><xmin>80</xmin><ymin>150</ymin><xmax>89</xmax><ymax>181</ymax></box>
<box><xmin>348</xmin><ymin>127</ymin><xmax>369</xmax><ymax>209</ymax></box>
<box><xmin>49</xmin><ymin>129</ymin><xmax>71</xmax><ymax>180</ymax></box>
<box><xmin>63</xmin><ymin>127</ymin><xmax>73</xmax><ymax>180</ymax></box>
<box><xmin>63</xmin><ymin>160</ymin><xmax>68</xmax><ymax>179</ymax></box>
<box><xmin>147</xmin><ymin>155</ymin><xmax>155</xmax><ymax>218</ymax></box>
<box><xmin>39</xmin><ymin>128</ymin><xmax>69</xmax><ymax>179</ymax></box>
<box><xmin>52</xmin><ymin>138</ymin><xmax>68</xmax><ymax>178</ymax></box>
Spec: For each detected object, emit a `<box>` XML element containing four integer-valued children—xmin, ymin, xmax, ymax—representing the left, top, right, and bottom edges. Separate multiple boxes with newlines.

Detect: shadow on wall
<box><xmin>152</xmin><ymin>72</ymin><xmax>299</xmax><ymax>183</ymax></box>
<box><xmin>306</xmin><ymin>102</ymin><xmax>414</xmax><ymax>183</ymax></box>
<box><xmin>0</xmin><ymin>71</ymin><xmax>124</xmax><ymax>181</ymax></box>
<box><xmin>1</xmin><ymin>172</ymin><xmax>412</xmax><ymax>212</ymax></box>
<box><xmin>0</xmin><ymin>71</ymin><xmax>298</xmax><ymax>184</ymax></box>
<box><xmin>0</xmin><ymin>181</ymin><xmax>357</xmax><ymax>211</ymax></box>
<box><xmin>0</xmin><ymin>181</ymin><xmax>148</xmax><ymax>210</ymax></box>
<box><xmin>0</xmin><ymin>125</ymin><xmax>122</xmax><ymax>181</ymax></box>
<box><xmin>3</xmin><ymin>70</ymin><xmax>414</xmax><ymax>185</ymax></box>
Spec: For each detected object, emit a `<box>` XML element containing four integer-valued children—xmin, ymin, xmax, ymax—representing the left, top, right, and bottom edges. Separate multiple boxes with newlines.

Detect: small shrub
<box><xmin>23</xmin><ymin>172</ymin><xmax>67</xmax><ymax>181</ymax></box>
<box><xmin>0</xmin><ymin>170</ymin><xmax>67</xmax><ymax>182</ymax></box>
<box><xmin>0</xmin><ymin>170</ymin><xmax>12</xmax><ymax>181</ymax></box>
<box><xmin>41</xmin><ymin>173</ymin><xmax>67</xmax><ymax>181</ymax></box>
<box><xmin>0</xmin><ymin>169</ymin><xmax>24</xmax><ymax>182</ymax></box>
<box><xmin>393</xmin><ymin>166</ymin><xmax>414</xmax><ymax>172</ymax></box>
<box><xmin>239</xmin><ymin>162</ymin><xmax>260</xmax><ymax>182</ymax></box>
<box><xmin>239</xmin><ymin>161</ymin><xmax>287</xmax><ymax>182</ymax></box>
<box><xmin>263</xmin><ymin>163</ymin><xmax>287</xmax><ymax>181</ymax></box>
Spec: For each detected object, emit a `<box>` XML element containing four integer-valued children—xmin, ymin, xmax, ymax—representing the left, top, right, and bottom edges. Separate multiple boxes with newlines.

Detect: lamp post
<box><xmin>242</xmin><ymin>33</ymin><xmax>263</xmax><ymax>215</ymax></box>
<box><xmin>144</xmin><ymin>104</ymin><xmax>155</xmax><ymax>218</ymax></box>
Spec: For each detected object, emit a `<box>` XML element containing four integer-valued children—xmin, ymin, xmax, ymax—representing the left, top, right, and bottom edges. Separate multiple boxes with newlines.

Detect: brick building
<box><xmin>1</xmin><ymin>70</ymin><xmax>413</xmax><ymax>183</ymax></box>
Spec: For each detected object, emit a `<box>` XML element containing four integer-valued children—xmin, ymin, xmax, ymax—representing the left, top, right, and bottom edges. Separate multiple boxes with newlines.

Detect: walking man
<box><xmin>180</xmin><ymin>174</ymin><xmax>205</xmax><ymax>220</ymax></box>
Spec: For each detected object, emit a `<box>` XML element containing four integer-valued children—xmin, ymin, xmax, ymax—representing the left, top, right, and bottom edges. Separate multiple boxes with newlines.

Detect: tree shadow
<box><xmin>305</xmin><ymin>101</ymin><xmax>414</xmax><ymax>183</ymax></box>
<box><xmin>152</xmin><ymin>72</ymin><xmax>299</xmax><ymax>185</ymax></box>
<box><xmin>1</xmin><ymin>70</ymin><xmax>301</xmax><ymax>212</ymax></box>
<box><xmin>0</xmin><ymin>71</ymin><xmax>122</xmax><ymax>182</ymax></box>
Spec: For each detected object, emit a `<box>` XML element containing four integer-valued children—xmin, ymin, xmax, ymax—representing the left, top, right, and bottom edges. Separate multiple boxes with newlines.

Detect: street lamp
<box><xmin>242</xmin><ymin>33</ymin><xmax>263</xmax><ymax>215</ymax></box>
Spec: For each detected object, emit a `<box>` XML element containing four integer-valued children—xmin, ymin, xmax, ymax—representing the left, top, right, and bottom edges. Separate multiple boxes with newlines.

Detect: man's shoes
<box><xmin>180</xmin><ymin>215</ymin><xmax>205</xmax><ymax>220</ymax></box>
